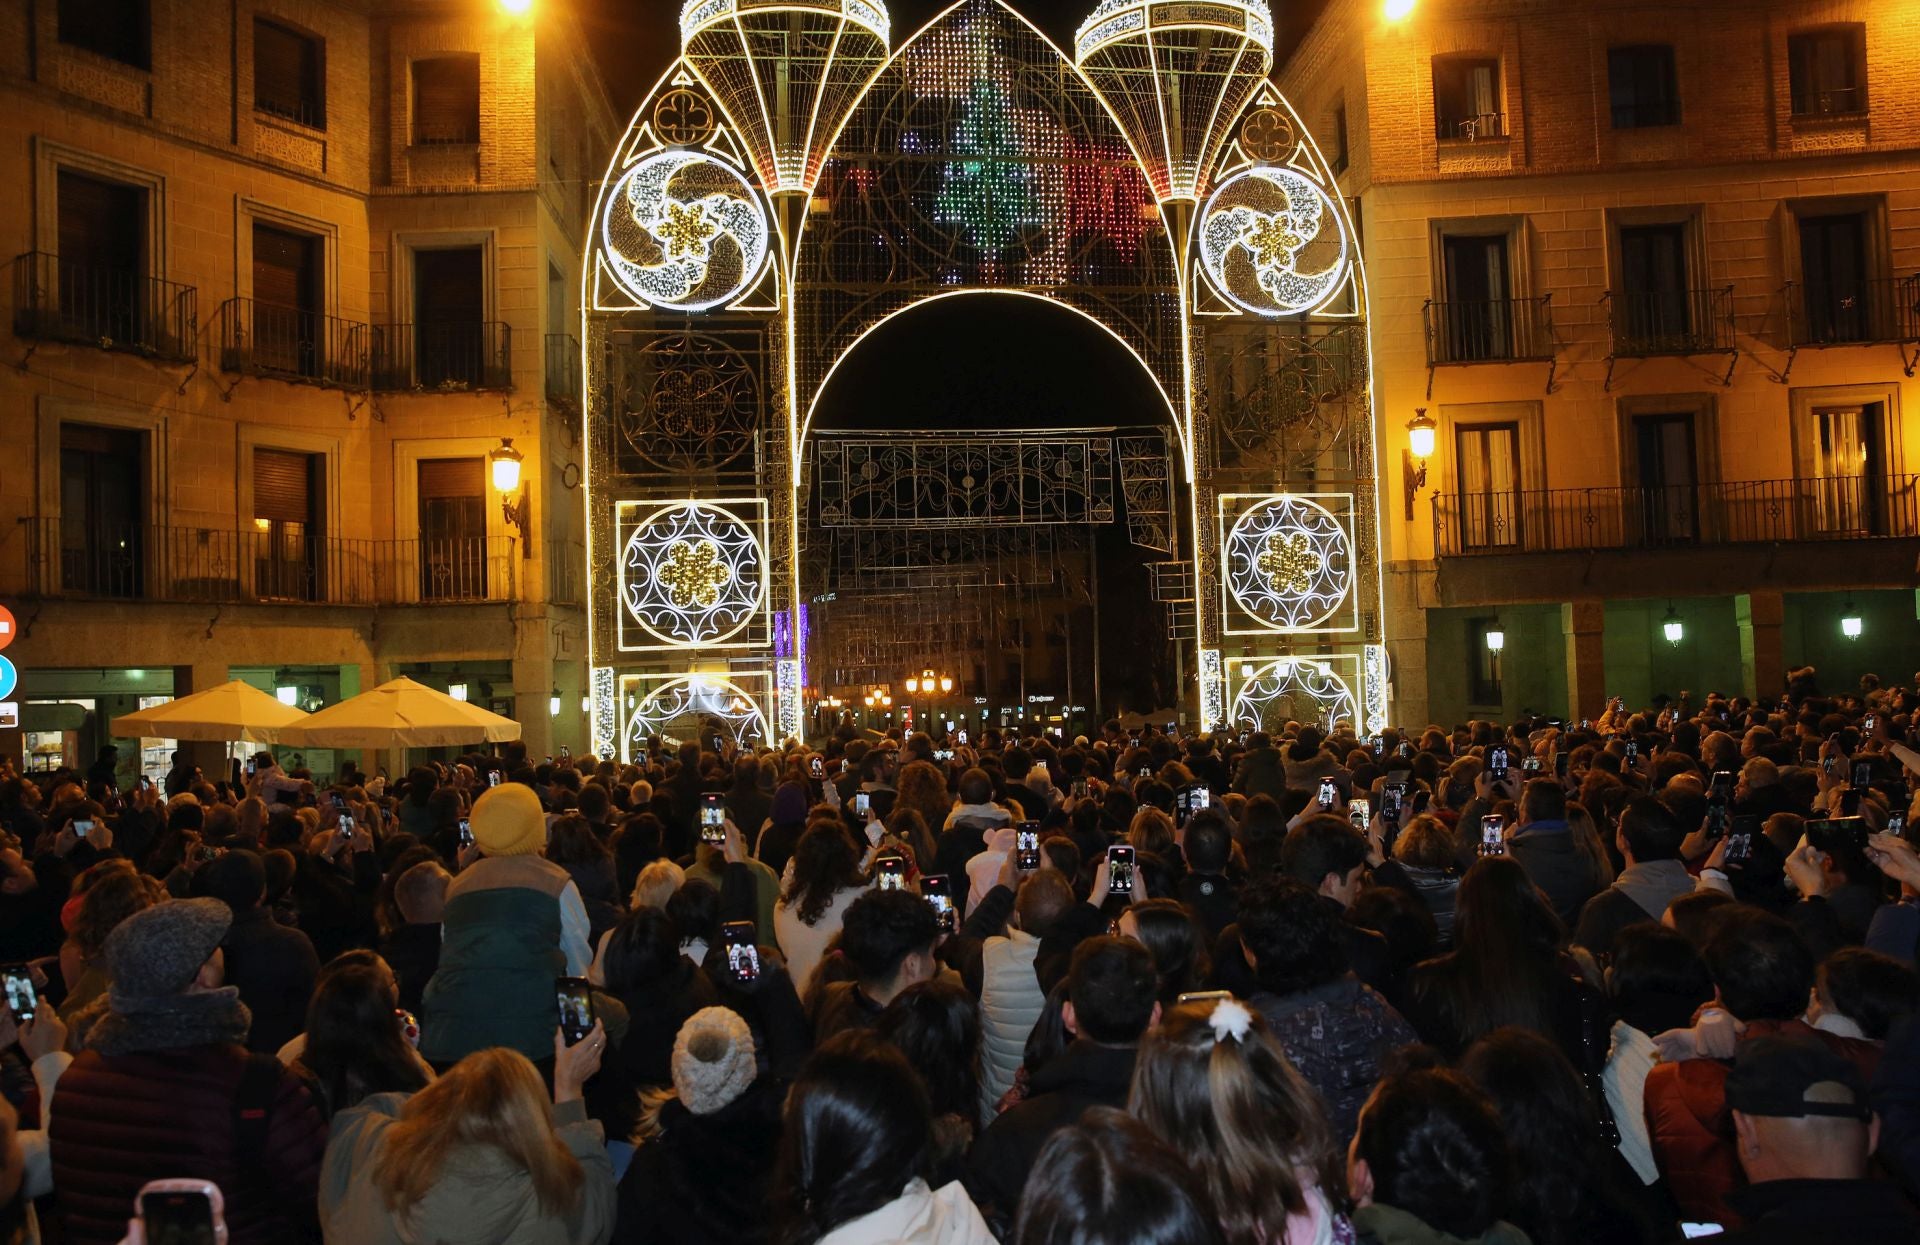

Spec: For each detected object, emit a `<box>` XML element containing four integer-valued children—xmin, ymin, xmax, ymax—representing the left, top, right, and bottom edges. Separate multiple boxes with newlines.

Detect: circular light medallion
<box><xmin>601</xmin><ymin>149</ymin><xmax>771</xmax><ymax>312</ymax></box>
<box><xmin>1198</xmin><ymin>165</ymin><xmax>1350</xmax><ymax>317</ymax></box>
<box><xmin>1226</xmin><ymin>496</ymin><xmax>1352</xmax><ymax>629</ymax></box>
<box><xmin>622</xmin><ymin>503</ymin><xmax>764</xmax><ymax>646</ymax></box>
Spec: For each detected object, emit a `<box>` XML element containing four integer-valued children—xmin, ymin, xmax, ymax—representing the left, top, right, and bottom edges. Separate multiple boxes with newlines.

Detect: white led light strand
<box><xmin>623</xmin><ymin>674</ymin><xmax>769</xmax><ymax>758</ymax></box>
<box><xmin>1231</xmin><ymin>657</ymin><xmax>1358</xmax><ymax>735</ymax></box>
<box><xmin>681</xmin><ymin>0</ymin><xmax>890</xmax><ymax>46</ymax></box>
<box><xmin>1198</xmin><ymin>165</ymin><xmax>1350</xmax><ymax>316</ymax></box>
<box><xmin>601</xmin><ymin>150</ymin><xmax>771</xmax><ymax>312</ymax></box>
<box><xmin>1074</xmin><ymin>0</ymin><xmax>1274</xmax><ymax>61</ymax></box>
<box><xmin>619</xmin><ymin>502</ymin><xmax>766</xmax><ymax>648</ymax></box>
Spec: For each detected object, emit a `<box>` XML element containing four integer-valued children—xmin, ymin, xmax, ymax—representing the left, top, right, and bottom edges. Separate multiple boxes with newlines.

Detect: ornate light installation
<box><xmin>617</xmin><ymin>501</ymin><xmax>767</xmax><ymax>650</ymax></box>
<box><xmin>1074</xmin><ymin>0</ymin><xmax>1275</xmax><ymax>202</ymax></box>
<box><xmin>623</xmin><ymin>673</ymin><xmax>769</xmax><ymax>756</ymax></box>
<box><xmin>1231</xmin><ymin>656</ymin><xmax>1359</xmax><ymax>734</ymax></box>
<box><xmin>590</xmin><ymin>666</ymin><xmax>617</xmax><ymax>757</ymax></box>
<box><xmin>601</xmin><ymin>150</ymin><xmax>772</xmax><ymax>312</ymax></box>
<box><xmin>1222</xmin><ymin>494</ymin><xmax>1354</xmax><ymax>632</ymax></box>
<box><xmin>1198</xmin><ymin>647</ymin><xmax>1225</xmax><ymax>733</ymax></box>
<box><xmin>679</xmin><ymin>0</ymin><xmax>893</xmax><ymax>196</ymax></box>
<box><xmin>1198</xmin><ymin>165</ymin><xmax>1350</xmax><ymax>317</ymax></box>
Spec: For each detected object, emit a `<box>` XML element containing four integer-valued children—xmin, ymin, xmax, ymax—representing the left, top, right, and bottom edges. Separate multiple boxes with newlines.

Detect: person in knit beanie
<box><xmin>49</xmin><ymin>899</ymin><xmax>331</xmax><ymax>1245</ymax></box>
<box><xmin>419</xmin><ymin>782</ymin><xmax>596</xmax><ymax>1066</ymax></box>
<box><xmin>614</xmin><ymin>1006</ymin><xmax>783</xmax><ymax>1245</ymax></box>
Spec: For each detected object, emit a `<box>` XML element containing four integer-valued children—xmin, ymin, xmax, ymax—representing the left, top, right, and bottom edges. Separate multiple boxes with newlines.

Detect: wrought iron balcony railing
<box><xmin>1423</xmin><ymin>295</ymin><xmax>1555</xmax><ymax>366</ymax></box>
<box><xmin>374</xmin><ymin>321</ymin><xmax>511</xmax><ymax>392</ymax></box>
<box><xmin>1432</xmin><ymin>474</ymin><xmax>1920</xmax><ymax>557</ymax></box>
<box><xmin>544</xmin><ymin>333</ymin><xmax>581</xmax><ymax>410</ymax></box>
<box><xmin>217</xmin><ymin>298</ymin><xmax>376</xmax><ymax>388</ymax></box>
<box><xmin>1792</xmin><ymin>86</ymin><xmax>1866</xmax><ymax>118</ymax></box>
<box><xmin>1606</xmin><ymin>285</ymin><xmax>1736</xmax><ymax>357</ymax></box>
<box><xmin>16</xmin><ymin>520</ymin><xmax>517</xmax><ymax>606</ymax></box>
<box><xmin>1439</xmin><ymin>111</ymin><xmax>1508</xmax><ymax>142</ymax></box>
<box><xmin>1785</xmin><ymin>275</ymin><xmax>1920</xmax><ymax>349</ymax></box>
<box><xmin>12</xmin><ymin>251</ymin><xmax>197</xmax><ymax>362</ymax></box>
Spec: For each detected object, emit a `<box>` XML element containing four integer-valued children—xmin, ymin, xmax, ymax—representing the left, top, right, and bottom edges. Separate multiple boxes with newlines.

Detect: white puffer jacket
<box><xmin>978</xmin><ymin>926</ymin><xmax>1045</xmax><ymax>1114</ymax></box>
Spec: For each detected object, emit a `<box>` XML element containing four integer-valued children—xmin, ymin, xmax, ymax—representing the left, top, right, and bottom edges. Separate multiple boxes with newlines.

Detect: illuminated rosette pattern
<box><xmin>1198</xmin><ymin>165</ymin><xmax>1350</xmax><ymax>317</ymax></box>
<box><xmin>602</xmin><ymin>150</ymin><xmax>771</xmax><ymax>312</ymax></box>
<box><xmin>620</xmin><ymin>502</ymin><xmax>765</xmax><ymax>647</ymax></box>
<box><xmin>1225</xmin><ymin>496</ymin><xmax>1352</xmax><ymax>630</ymax></box>
<box><xmin>681</xmin><ymin>0</ymin><xmax>892</xmax><ymax>194</ymax></box>
<box><xmin>1231</xmin><ymin>658</ymin><xmax>1358</xmax><ymax>734</ymax></box>
<box><xmin>1074</xmin><ymin>0</ymin><xmax>1273</xmax><ymax>201</ymax></box>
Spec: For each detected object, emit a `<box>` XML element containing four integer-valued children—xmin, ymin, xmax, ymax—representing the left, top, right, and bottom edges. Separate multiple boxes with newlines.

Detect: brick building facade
<box><xmin>0</xmin><ymin>0</ymin><xmax>621</xmax><ymax>781</ymax></box>
<box><xmin>1280</xmin><ymin>0</ymin><xmax>1920</xmax><ymax>726</ymax></box>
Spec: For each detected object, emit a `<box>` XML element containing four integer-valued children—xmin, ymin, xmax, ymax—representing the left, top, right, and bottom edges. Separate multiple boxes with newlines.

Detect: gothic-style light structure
<box><xmin>680</xmin><ymin>0</ymin><xmax>893</xmax><ymax>196</ymax></box>
<box><xmin>1074</xmin><ymin>0</ymin><xmax>1275</xmax><ymax>202</ymax></box>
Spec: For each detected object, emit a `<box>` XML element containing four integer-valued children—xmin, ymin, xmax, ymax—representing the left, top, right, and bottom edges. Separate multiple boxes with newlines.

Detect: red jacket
<box><xmin>49</xmin><ymin>1043</ymin><xmax>328</xmax><ymax>1245</ymax></box>
<box><xmin>1643</xmin><ymin>1018</ymin><xmax>1881</xmax><ymax>1228</ymax></box>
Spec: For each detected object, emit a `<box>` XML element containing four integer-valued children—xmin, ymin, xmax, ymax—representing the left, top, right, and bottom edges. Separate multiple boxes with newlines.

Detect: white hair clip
<box><xmin>1208</xmin><ymin>997</ymin><xmax>1254</xmax><ymax>1044</ymax></box>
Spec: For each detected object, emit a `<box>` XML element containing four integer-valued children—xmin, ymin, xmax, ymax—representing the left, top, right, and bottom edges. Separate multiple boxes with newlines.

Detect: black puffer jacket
<box><xmin>612</xmin><ymin>1083</ymin><xmax>782</xmax><ymax>1245</ymax></box>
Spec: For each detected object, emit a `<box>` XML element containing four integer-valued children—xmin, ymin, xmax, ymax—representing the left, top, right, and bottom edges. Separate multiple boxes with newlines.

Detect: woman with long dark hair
<box><xmin>774</xmin><ymin>823</ymin><xmax>870</xmax><ymax>994</ymax></box>
<box><xmin>772</xmin><ymin>1030</ymin><xmax>992</xmax><ymax>1245</ymax></box>
<box><xmin>1116</xmin><ymin>900</ymin><xmax>1210</xmax><ymax>1009</ymax></box>
<box><xmin>1403</xmin><ymin>856</ymin><xmax>1603</xmax><ymax>1064</ymax></box>
<box><xmin>1012</xmin><ymin>1107</ymin><xmax>1223</xmax><ymax>1245</ymax></box>
<box><xmin>1129</xmin><ymin>998</ymin><xmax>1346</xmax><ymax>1245</ymax></box>
<box><xmin>875</xmin><ymin>980</ymin><xmax>983</xmax><ymax>1186</ymax></box>
<box><xmin>289</xmin><ymin>957</ymin><xmax>432</xmax><ymax>1119</ymax></box>
<box><xmin>603</xmin><ymin>906</ymin><xmax>719</xmax><ymax>1087</ymax></box>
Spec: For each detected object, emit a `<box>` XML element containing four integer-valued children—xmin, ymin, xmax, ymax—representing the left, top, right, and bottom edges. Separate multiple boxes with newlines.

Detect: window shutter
<box><xmin>255</xmin><ymin>20</ymin><xmax>322</xmax><ymax>126</ymax></box>
<box><xmin>412</xmin><ymin>57</ymin><xmax>480</xmax><ymax>144</ymax></box>
<box><xmin>252</xmin><ymin>225</ymin><xmax>318</xmax><ymax>313</ymax></box>
<box><xmin>418</xmin><ymin>457</ymin><xmax>484</xmax><ymax>500</ymax></box>
<box><xmin>253</xmin><ymin>450</ymin><xmax>312</xmax><ymax>524</ymax></box>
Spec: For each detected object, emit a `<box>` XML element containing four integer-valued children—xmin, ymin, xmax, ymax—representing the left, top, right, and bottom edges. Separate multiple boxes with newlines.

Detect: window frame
<box><xmin>252</xmin><ymin>16</ymin><xmax>327</xmax><ymax>130</ymax></box>
<box><xmin>1431</xmin><ymin>55</ymin><xmax>1506</xmax><ymax>142</ymax></box>
<box><xmin>410</xmin><ymin>54</ymin><xmax>483</xmax><ymax>147</ymax></box>
<box><xmin>33</xmin><ymin>140</ymin><xmax>167</xmax><ymax>284</ymax></box>
<box><xmin>1606</xmin><ymin>43</ymin><xmax>1680</xmax><ymax>129</ymax></box>
<box><xmin>56</xmin><ymin>0</ymin><xmax>151</xmax><ymax>70</ymax></box>
<box><xmin>1787</xmin><ymin>25</ymin><xmax>1868</xmax><ymax>119</ymax></box>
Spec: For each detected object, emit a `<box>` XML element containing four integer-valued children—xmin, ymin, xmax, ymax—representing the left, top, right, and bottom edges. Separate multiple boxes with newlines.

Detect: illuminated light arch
<box><xmin>1230</xmin><ymin>657</ymin><xmax>1358</xmax><ymax>734</ymax></box>
<box><xmin>623</xmin><ymin>674</ymin><xmax>770</xmax><ymax>756</ymax></box>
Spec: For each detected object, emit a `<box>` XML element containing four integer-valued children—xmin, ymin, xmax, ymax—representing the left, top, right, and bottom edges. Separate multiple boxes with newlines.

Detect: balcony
<box><xmin>374</xmin><ymin>321</ymin><xmax>511</xmax><ymax>392</ymax></box>
<box><xmin>12</xmin><ymin>251</ymin><xmax>197</xmax><ymax>362</ymax></box>
<box><xmin>1438</xmin><ymin>112</ymin><xmax>1508</xmax><ymax>142</ymax></box>
<box><xmin>18</xmin><ymin>520</ymin><xmax>517</xmax><ymax>606</ymax></box>
<box><xmin>544</xmin><ymin>333</ymin><xmax>581</xmax><ymax>412</ymax></box>
<box><xmin>1603</xmin><ymin>285</ymin><xmax>1737</xmax><ymax>387</ymax></box>
<box><xmin>218</xmin><ymin>297</ymin><xmax>375</xmax><ymax>388</ymax></box>
<box><xmin>1786</xmin><ymin>275</ymin><xmax>1920</xmax><ymax>348</ymax></box>
<box><xmin>1432</xmin><ymin>475</ymin><xmax>1920</xmax><ymax>557</ymax></box>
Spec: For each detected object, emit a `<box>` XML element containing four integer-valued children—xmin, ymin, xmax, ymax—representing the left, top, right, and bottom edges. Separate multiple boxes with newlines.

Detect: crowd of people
<box><xmin>0</xmin><ymin>673</ymin><xmax>1915</xmax><ymax>1243</ymax></box>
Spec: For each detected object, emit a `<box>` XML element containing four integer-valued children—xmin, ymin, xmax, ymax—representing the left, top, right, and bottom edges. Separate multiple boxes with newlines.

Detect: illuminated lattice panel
<box><xmin>598</xmin><ymin>149</ymin><xmax>772</xmax><ymax>312</ymax></box>
<box><xmin>618</xmin><ymin>670</ymin><xmax>773</xmax><ymax>760</ymax></box>
<box><xmin>1074</xmin><ymin>0</ymin><xmax>1274</xmax><ymax>201</ymax></box>
<box><xmin>680</xmin><ymin>0</ymin><xmax>892</xmax><ymax>194</ymax></box>
<box><xmin>1219</xmin><ymin>493</ymin><xmax>1359</xmax><ymax>636</ymax></box>
<box><xmin>1198</xmin><ymin>164</ymin><xmax>1352</xmax><ymax>318</ymax></box>
<box><xmin>616</xmin><ymin>500</ymin><xmax>769</xmax><ymax>651</ymax></box>
<box><xmin>1228</xmin><ymin>653</ymin><xmax>1362</xmax><ymax>736</ymax></box>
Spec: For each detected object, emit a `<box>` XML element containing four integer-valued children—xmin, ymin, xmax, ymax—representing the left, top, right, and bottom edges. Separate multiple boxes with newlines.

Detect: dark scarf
<box><xmin>86</xmin><ymin>986</ymin><xmax>252</xmax><ymax>1057</ymax></box>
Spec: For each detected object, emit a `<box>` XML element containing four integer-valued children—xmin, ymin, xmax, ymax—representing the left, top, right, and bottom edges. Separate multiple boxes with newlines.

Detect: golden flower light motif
<box><xmin>1241</xmin><ymin>210</ymin><xmax>1306</xmax><ymax>271</ymax></box>
<box><xmin>1257</xmin><ymin>531</ymin><xmax>1320</xmax><ymax>597</ymax></box>
<box><xmin>657</xmin><ymin>539</ymin><xmax>729</xmax><ymax>608</ymax></box>
<box><xmin>655</xmin><ymin>199</ymin><xmax>720</xmax><ymax>260</ymax></box>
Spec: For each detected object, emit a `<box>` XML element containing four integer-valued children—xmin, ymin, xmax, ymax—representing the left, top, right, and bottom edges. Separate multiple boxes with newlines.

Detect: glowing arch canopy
<box><xmin>1231</xmin><ymin>658</ymin><xmax>1358</xmax><ymax>734</ymax></box>
<box><xmin>624</xmin><ymin>675</ymin><xmax>768</xmax><ymax>757</ymax></box>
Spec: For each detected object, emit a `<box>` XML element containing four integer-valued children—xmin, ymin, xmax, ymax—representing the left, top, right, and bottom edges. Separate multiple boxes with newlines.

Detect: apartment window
<box><xmin>412</xmin><ymin>56</ymin><xmax>481</xmax><ymax>145</ymax></box>
<box><xmin>1331</xmin><ymin>102</ymin><xmax>1349</xmax><ymax>174</ymax></box>
<box><xmin>418</xmin><ymin>458</ymin><xmax>488</xmax><ymax>599</ymax></box>
<box><xmin>1800</xmin><ymin>403</ymin><xmax>1889</xmax><ymax>535</ymax></box>
<box><xmin>57</xmin><ymin>0</ymin><xmax>150</xmax><ymax>69</ymax></box>
<box><xmin>1466</xmin><ymin>618</ymin><xmax>1503</xmax><ymax>705</ymax></box>
<box><xmin>1434</xmin><ymin>57</ymin><xmax>1503</xmax><ymax>140</ymax></box>
<box><xmin>1608</xmin><ymin>44</ymin><xmax>1679</xmax><ymax>128</ymax></box>
<box><xmin>56</xmin><ymin>169</ymin><xmax>148</xmax><ymax>343</ymax></box>
<box><xmin>254</xmin><ymin>18</ymin><xmax>325</xmax><ymax>128</ymax></box>
<box><xmin>59</xmin><ymin>423</ymin><xmax>145</xmax><ymax>598</ymax></box>
<box><xmin>1439</xmin><ymin>233</ymin><xmax>1513</xmax><ymax>361</ymax></box>
<box><xmin>1796</xmin><ymin>210</ymin><xmax>1876</xmax><ymax>343</ymax></box>
<box><xmin>252</xmin><ymin>222</ymin><xmax>324</xmax><ymax>377</ymax></box>
<box><xmin>1789</xmin><ymin>27</ymin><xmax>1866</xmax><ymax>117</ymax></box>
<box><xmin>1617</xmin><ymin>223</ymin><xmax>1691</xmax><ymax>348</ymax></box>
<box><xmin>413</xmin><ymin>247</ymin><xmax>485</xmax><ymax>387</ymax></box>
<box><xmin>253</xmin><ymin>449</ymin><xmax>321</xmax><ymax>601</ymax></box>
<box><xmin>1632</xmin><ymin>413</ymin><xmax>1698</xmax><ymax>543</ymax></box>
<box><xmin>1455</xmin><ymin>423</ymin><xmax>1521</xmax><ymax>550</ymax></box>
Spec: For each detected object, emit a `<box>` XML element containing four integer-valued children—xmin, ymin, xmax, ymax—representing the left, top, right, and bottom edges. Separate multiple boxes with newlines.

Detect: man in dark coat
<box><xmin>965</xmin><ymin>937</ymin><xmax>1157</xmax><ymax>1229</ymax></box>
<box><xmin>202</xmin><ymin>850</ymin><xmax>320</xmax><ymax>1055</ymax></box>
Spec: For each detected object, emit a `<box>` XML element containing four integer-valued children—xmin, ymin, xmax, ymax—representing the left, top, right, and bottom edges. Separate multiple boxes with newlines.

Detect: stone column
<box><xmin>1737</xmin><ymin>591</ymin><xmax>1786</xmax><ymax>702</ymax></box>
<box><xmin>1562</xmin><ymin>600</ymin><xmax>1607</xmax><ymax>722</ymax></box>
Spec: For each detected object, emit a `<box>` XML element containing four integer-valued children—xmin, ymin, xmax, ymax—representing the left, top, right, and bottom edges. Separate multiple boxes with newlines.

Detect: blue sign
<box><xmin>0</xmin><ymin>656</ymin><xmax>16</xmax><ymax>701</ymax></box>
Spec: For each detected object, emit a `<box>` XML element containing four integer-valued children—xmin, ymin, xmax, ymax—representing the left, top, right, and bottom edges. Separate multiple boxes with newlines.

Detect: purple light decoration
<box><xmin>773</xmin><ymin>610</ymin><xmax>793</xmax><ymax>660</ymax></box>
<box><xmin>796</xmin><ymin>603</ymin><xmax>811</xmax><ymax>690</ymax></box>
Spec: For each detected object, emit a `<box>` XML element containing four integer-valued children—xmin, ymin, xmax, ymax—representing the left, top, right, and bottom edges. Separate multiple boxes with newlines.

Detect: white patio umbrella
<box><xmin>111</xmin><ymin>680</ymin><xmax>310</xmax><ymax>745</ymax></box>
<box><xmin>275</xmin><ymin>677</ymin><xmax>521</xmax><ymax>750</ymax></box>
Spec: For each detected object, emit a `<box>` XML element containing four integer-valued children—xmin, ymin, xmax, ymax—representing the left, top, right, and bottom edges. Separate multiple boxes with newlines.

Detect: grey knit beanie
<box><xmin>671</xmin><ymin>1006</ymin><xmax>757</xmax><ymax>1115</ymax></box>
<box><xmin>104</xmin><ymin>898</ymin><xmax>232</xmax><ymax>1004</ymax></box>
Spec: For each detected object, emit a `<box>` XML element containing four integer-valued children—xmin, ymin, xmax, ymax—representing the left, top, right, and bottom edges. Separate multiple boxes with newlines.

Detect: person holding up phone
<box><xmin>419</xmin><ymin>782</ymin><xmax>596</xmax><ymax>1067</ymax></box>
<box><xmin>320</xmin><ymin>1036</ymin><xmax>615</xmax><ymax>1245</ymax></box>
